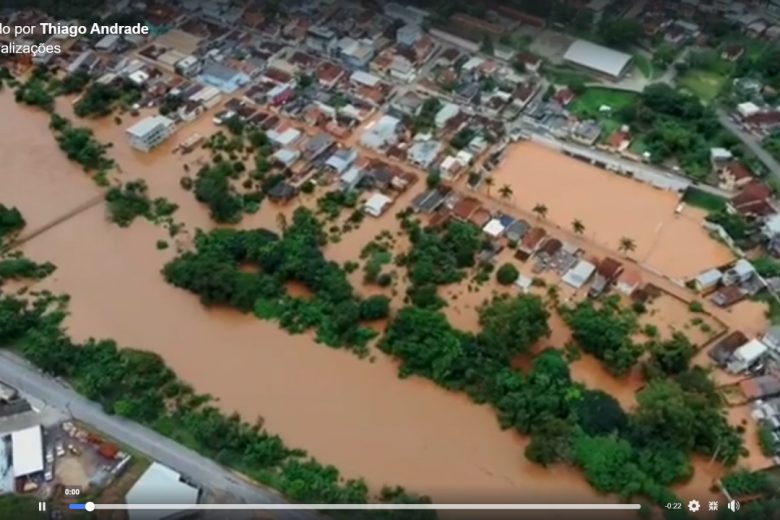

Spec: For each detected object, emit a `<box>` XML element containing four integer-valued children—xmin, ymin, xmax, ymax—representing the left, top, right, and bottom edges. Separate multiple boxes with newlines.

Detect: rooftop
<box><xmin>126</xmin><ymin>115</ymin><xmax>174</xmax><ymax>138</ymax></box>
<box><xmin>563</xmin><ymin>39</ymin><xmax>632</xmax><ymax>78</ymax></box>
<box><xmin>126</xmin><ymin>463</ymin><xmax>199</xmax><ymax>520</ymax></box>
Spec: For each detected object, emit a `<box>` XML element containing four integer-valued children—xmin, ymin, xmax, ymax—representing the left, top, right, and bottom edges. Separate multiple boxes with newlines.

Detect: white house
<box><xmin>363</xmin><ymin>193</ymin><xmax>393</xmax><ymax>217</ymax></box>
<box><xmin>562</xmin><ymin>260</ymin><xmax>596</xmax><ymax>289</ymax></box>
<box><xmin>728</xmin><ymin>338</ymin><xmax>769</xmax><ymax>373</ymax></box>
<box><xmin>126</xmin><ymin>116</ymin><xmax>176</xmax><ymax>153</ymax></box>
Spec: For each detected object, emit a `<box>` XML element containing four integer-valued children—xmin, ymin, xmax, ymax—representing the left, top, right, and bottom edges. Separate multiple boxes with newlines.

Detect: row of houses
<box><xmin>411</xmin><ymin>186</ymin><xmax>644</xmax><ymax>297</ymax></box>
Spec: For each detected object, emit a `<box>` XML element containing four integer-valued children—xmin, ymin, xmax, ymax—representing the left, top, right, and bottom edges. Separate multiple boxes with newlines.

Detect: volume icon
<box><xmin>728</xmin><ymin>500</ymin><xmax>740</xmax><ymax>512</ymax></box>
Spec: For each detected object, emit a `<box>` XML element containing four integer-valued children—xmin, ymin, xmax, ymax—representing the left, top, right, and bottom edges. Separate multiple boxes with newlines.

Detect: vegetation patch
<box><xmin>163</xmin><ymin>208</ymin><xmax>380</xmax><ymax>354</ymax></box>
<box><xmin>682</xmin><ymin>188</ymin><xmax>727</xmax><ymax>212</ymax></box>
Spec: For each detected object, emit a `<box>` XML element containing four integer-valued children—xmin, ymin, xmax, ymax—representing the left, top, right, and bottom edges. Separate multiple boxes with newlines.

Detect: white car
<box><xmin>45</xmin><ymin>449</ymin><xmax>54</xmax><ymax>464</ymax></box>
<box><xmin>44</xmin><ymin>469</ymin><xmax>54</xmax><ymax>482</ymax></box>
<box><xmin>55</xmin><ymin>442</ymin><xmax>65</xmax><ymax>457</ymax></box>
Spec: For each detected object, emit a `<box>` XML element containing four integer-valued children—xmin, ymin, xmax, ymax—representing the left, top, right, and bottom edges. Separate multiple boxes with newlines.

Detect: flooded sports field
<box><xmin>490</xmin><ymin>143</ymin><xmax>734</xmax><ymax>280</ymax></box>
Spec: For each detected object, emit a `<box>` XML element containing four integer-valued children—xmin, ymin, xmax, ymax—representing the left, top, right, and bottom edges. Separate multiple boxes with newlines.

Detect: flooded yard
<box><xmin>490</xmin><ymin>142</ymin><xmax>733</xmax><ymax>280</ymax></box>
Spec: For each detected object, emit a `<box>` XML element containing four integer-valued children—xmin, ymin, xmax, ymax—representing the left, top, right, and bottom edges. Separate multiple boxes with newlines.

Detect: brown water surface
<box><xmin>0</xmin><ymin>92</ymin><xmax>605</xmax><ymax>503</ymax></box>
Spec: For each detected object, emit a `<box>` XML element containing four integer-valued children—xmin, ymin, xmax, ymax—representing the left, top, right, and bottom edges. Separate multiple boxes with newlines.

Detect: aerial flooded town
<box><xmin>2</xmin><ymin>0</ymin><xmax>780</xmax><ymax>519</ymax></box>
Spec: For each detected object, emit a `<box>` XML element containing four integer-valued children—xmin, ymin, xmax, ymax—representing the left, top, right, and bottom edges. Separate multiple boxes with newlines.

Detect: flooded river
<box><xmin>0</xmin><ymin>93</ymin><xmax>608</xmax><ymax>503</ymax></box>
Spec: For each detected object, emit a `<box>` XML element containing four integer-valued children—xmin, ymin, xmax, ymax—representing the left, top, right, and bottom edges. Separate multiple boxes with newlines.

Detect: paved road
<box><xmin>511</xmin><ymin>125</ymin><xmax>733</xmax><ymax>198</ymax></box>
<box><xmin>0</xmin><ymin>351</ymin><xmax>316</xmax><ymax>519</ymax></box>
<box><xmin>717</xmin><ymin>109</ymin><xmax>780</xmax><ymax>180</ymax></box>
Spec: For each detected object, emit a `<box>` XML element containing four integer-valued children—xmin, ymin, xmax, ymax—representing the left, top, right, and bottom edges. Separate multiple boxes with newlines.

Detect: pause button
<box><xmin>38</xmin><ymin>501</ymin><xmax>46</xmax><ymax>512</ymax></box>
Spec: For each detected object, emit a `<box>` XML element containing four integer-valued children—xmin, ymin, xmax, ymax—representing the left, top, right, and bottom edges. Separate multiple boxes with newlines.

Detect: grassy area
<box><xmin>682</xmin><ymin>187</ymin><xmax>727</xmax><ymax>212</ymax></box>
<box><xmin>569</xmin><ymin>87</ymin><xmax>639</xmax><ymax>118</ymax></box>
<box><xmin>633</xmin><ymin>53</ymin><xmax>654</xmax><ymax>79</ymax></box>
<box><xmin>0</xmin><ymin>495</ymin><xmax>38</xmax><ymax>516</ymax></box>
<box><xmin>765</xmin><ymin>135</ymin><xmax>780</xmax><ymax>162</ymax></box>
<box><xmin>544</xmin><ymin>65</ymin><xmax>595</xmax><ymax>87</ymax></box>
<box><xmin>570</xmin><ymin>87</ymin><xmax>639</xmax><ymax>137</ymax></box>
<box><xmin>678</xmin><ymin>70</ymin><xmax>728</xmax><ymax>103</ymax></box>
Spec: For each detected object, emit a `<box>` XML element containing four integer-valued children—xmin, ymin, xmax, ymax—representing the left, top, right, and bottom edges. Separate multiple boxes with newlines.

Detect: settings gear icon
<box><xmin>688</xmin><ymin>499</ymin><xmax>701</xmax><ymax>512</ymax></box>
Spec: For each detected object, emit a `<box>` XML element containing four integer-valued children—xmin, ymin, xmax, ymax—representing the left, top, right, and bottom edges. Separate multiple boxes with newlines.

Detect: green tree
<box><xmin>74</xmin><ymin>82</ymin><xmax>121</xmax><ymax>118</ymax></box>
<box><xmin>525</xmin><ymin>417</ymin><xmax>574</xmax><ymax>467</ymax></box>
<box><xmin>573</xmin><ymin>434</ymin><xmax>645</xmax><ymax>498</ymax></box>
<box><xmin>0</xmin><ymin>204</ymin><xmax>25</xmax><ymax>243</ymax></box>
<box><xmin>483</xmin><ymin>176</ymin><xmax>494</xmax><ymax>195</ymax></box>
<box><xmin>599</xmin><ymin>19</ymin><xmax>644</xmax><ymax>48</ymax></box>
<box><xmin>380</xmin><ymin>307</ymin><xmax>469</xmax><ymax>385</ymax></box>
<box><xmin>646</xmin><ymin>332</ymin><xmax>696</xmax><ymax>376</ymax></box>
<box><xmin>359</xmin><ymin>295</ymin><xmax>391</xmax><ymax>321</ymax></box>
<box><xmin>495</xmin><ymin>263</ymin><xmax>519</xmax><ymax>285</ymax></box>
<box><xmin>105</xmin><ymin>180</ymin><xmax>152</xmax><ymax>227</ymax></box>
<box><xmin>561</xmin><ymin>298</ymin><xmax>642</xmax><ymax>376</ymax></box>
<box><xmin>477</xmin><ymin>294</ymin><xmax>550</xmax><ymax>360</ymax></box>
<box><xmin>575</xmin><ymin>389</ymin><xmax>627</xmax><ymax>436</ymax></box>
<box><xmin>572</xmin><ymin>219</ymin><xmax>585</xmax><ymax>235</ymax></box>
<box><xmin>532</xmin><ymin>203</ymin><xmax>548</xmax><ymax>219</ymax></box>
<box><xmin>618</xmin><ymin>236</ymin><xmax>636</xmax><ymax>255</ymax></box>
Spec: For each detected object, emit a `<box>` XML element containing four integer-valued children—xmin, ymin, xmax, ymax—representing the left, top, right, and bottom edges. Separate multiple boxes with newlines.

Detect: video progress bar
<box><xmin>71</xmin><ymin>503</ymin><xmax>641</xmax><ymax>511</ymax></box>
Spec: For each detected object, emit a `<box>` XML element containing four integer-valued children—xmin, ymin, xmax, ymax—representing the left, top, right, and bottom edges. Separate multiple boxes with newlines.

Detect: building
<box><xmin>339</xmin><ymin>37</ymin><xmax>375</xmax><ymax>70</ymax></box>
<box><xmin>95</xmin><ymin>34</ymin><xmax>120</xmax><ymax>52</ymax></box>
<box><xmin>730</xmin><ymin>181</ymin><xmax>776</xmax><ymax>217</ymax></box>
<box><xmin>363</xmin><ymin>193</ymin><xmax>393</xmax><ymax>217</ymax></box>
<box><xmin>723</xmin><ymin>259</ymin><xmax>754</xmax><ymax>285</ymax></box>
<box><xmin>718</xmin><ymin>161</ymin><xmax>753</xmax><ymax>191</ymax></box>
<box><xmin>397</xmin><ymin>24</ymin><xmax>423</xmax><ymax>47</ymax></box>
<box><xmin>589</xmin><ymin>257</ymin><xmax>624</xmax><ymax>297</ymax></box>
<box><xmin>306</xmin><ymin>26</ymin><xmax>337</xmax><ymax>53</ymax></box>
<box><xmin>325</xmin><ymin>148</ymin><xmax>359</xmax><ymax>174</ymax></box>
<box><xmin>615</xmin><ymin>269</ymin><xmax>641</xmax><ymax>296</ymax></box>
<box><xmin>11</xmin><ymin>425</ymin><xmax>44</xmax><ymax>478</ymax></box>
<box><xmin>709</xmin><ymin>331</ymin><xmax>748</xmax><ymax>367</ymax></box>
<box><xmin>125</xmin><ymin>462</ymin><xmax>200</xmax><ymax>520</ymax></box>
<box><xmin>744</xmin><ymin>111</ymin><xmax>780</xmax><ymax>136</ymax></box>
<box><xmin>199</xmin><ymin>63</ymin><xmax>250</xmax><ymax>94</ymax></box>
<box><xmin>339</xmin><ymin>166</ymin><xmax>364</xmax><ymax>193</ymax></box>
<box><xmin>563</xmin><ymin>260</ymin><xmax>597</xmax><ymax>289</ymax></box>
<box><xmin>562</xmin><ymin>39</ymin><xmax>633</xmax><ymax>80</ymax></box>
<box><xmin>175</xmin><ymin>55</ymin><xmax>201</xmax><ymax>77</ymax></box>
<box><xmin>271</xmin><ymin>148</ymin><xmax>300</xmax><ymax>168</ymax></box>
<box><xmin>434</xmin><ymin>103</ymin><xmax>460</xmax><ymax>129</ymax></box>
<box><xmin>360</xmin><ymin>115</ymin><xmax>401</xmax><ymax>150</ymax></box>
<box><xmin>126</xmin><ymin>116</ymin><xmax>176</xmax><ymax>153</ymax></box>
<box><xmin>407</xmin><ymin>140</ymin><xmax>442</xmax><ymax>169</ymax></box>
<box><xmin>728</xmin><ymin>339</ymin><xmax>769</xmax><ymax>374</ymax></box>
<box><xmin>694</xmin><ymin>268</ymin><xmax>722</xmax><ymax>292</ymax></box>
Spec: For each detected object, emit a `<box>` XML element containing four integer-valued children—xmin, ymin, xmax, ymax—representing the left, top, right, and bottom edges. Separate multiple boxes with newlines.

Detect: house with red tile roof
<box><xmin>718</xmin><ymin>161</ymin><xmax>754</xmax><ymax>191</ymax></box>
<box><xmin>729</xmin><ymin>181</ymin><xmax>777</xmax><ymax>217</ymax></box>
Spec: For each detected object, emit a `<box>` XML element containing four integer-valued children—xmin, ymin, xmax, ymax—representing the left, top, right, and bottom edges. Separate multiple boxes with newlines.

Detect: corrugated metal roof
<box><xmin>11</xmin><ymin>425</ymin><xmax>43</xmax><ymax>477</ymax></box>
<box><xmin>563</xmin><ymin>39</ymin><xmax>632</xmax><ymax>77</ymax></box>
<box><xmin>126</xmin><ymin>463</ymin><xmax>199</xmax><ymax>520</ymax></box>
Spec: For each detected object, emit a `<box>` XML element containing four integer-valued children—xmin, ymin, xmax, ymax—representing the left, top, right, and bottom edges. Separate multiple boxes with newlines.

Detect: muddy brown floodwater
<box><xmin>491</xmin><ymin>143</ymin><xmax>734</xmax><ymax>281</ymax></box>
<box><xmin>0</xmin><ymin>92</ymin><xmax>610</xmax><ymax>503</ymax></box>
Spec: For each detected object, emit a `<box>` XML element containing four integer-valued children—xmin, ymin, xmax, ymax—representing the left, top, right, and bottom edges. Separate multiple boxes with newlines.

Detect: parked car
<box><xmin>45</xmin><ymin>449</ymin><xmax>54</xmax><ymax>464</ymax></box>
<box><xmin>55</xmin><ymin>441</ymin><xmax>65</xmax><ymax>457</ymax></box>
<box><xmin>44</xmin><ymin>468</ymin><xmax>54</xmax><ymax>482</ymax></box>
